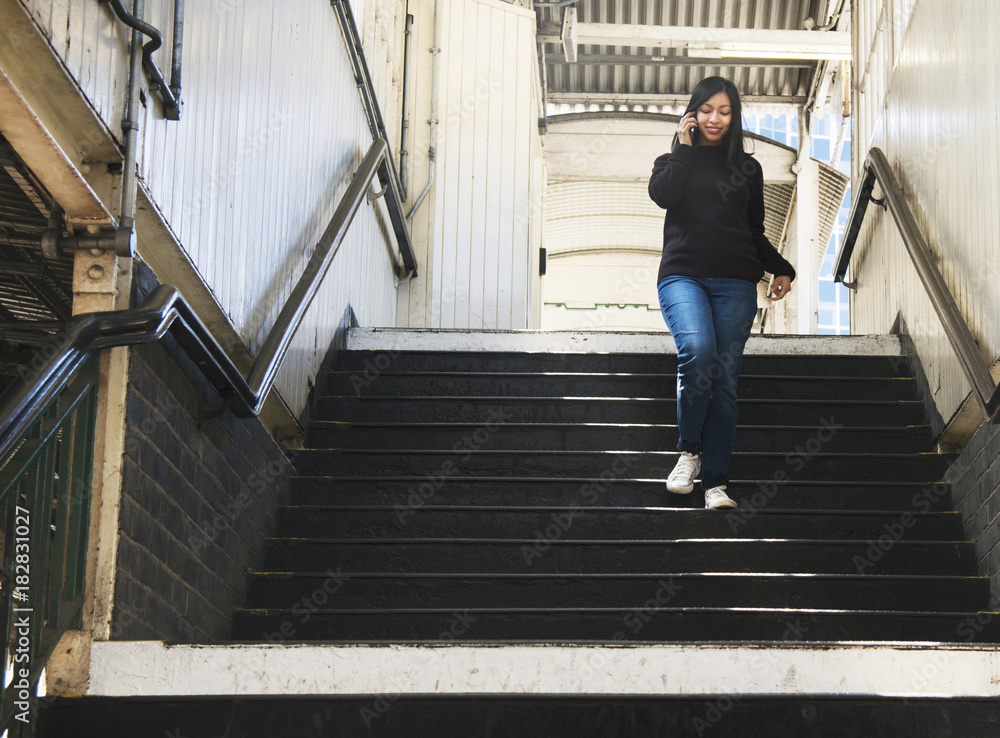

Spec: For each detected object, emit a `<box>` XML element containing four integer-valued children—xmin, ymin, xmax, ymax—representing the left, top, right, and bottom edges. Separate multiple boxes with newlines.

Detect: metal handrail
<box><xmin>834</xmin><ymin>146</ymin><xmax>1000</xmax><ymax>422</ymax></box>
<box><xmin>1</xmin><ymin>137</ymin><xmax>411</xmax><ymax>461</ymax></box>
<box><xmin>248</xmin><ymin>138</ymin><xmax>416</xmax><ymax>396</ymax></box>
<box><xmin>1</xmin><ymin>355</ymin><xmax>98</xmax><ymax>735</ymax></box>
<box><xmin>331</xmin><ymin>0</ymin><xmax>418</xmax><ymax>271</ymax></box>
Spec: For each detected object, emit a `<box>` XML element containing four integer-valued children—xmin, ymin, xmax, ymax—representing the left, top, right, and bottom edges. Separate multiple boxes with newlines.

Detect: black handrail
<box><xmin>1</xmin><ymin>138</ymin><xmax>412</xmax><ymax>460</ymax></box>
<box><xmin>834</xmin><ymin>146</ymin><xmax>1000</xmax><ymax>422</ymax></box>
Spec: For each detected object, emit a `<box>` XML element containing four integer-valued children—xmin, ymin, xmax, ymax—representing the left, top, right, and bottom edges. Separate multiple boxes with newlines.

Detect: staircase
<box><xmin>231</xmin><ymin>332</ymin><xmax>1000</xmax><ymax>644</ymax></box>
<box><xmin>37</xmin><ymin>331</ymin><xmax>1000</xmax><ymax>737</ymax></box>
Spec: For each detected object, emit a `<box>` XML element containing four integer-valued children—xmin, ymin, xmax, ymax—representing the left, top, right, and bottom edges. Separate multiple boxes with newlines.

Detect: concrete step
<box><xmin>306</xmin><ymin>422</ymin><xmax>933</xmax><ymax>454</ymax></box>
<box><xmin>288</xmin><ymin>479</ymin><xmax>955</xmax><ymax>512</ymax></box>
<box><xmin>292</xmin><ymin>449</ymin><xmax>955</xmax><ymax>483</ymax></box>
<box><xmin>325</xmin><ymin>372</ymin><xmax>922</xmax><ymax>401</ymax></box>
<box><xmin>316</xmin><ymin>396</ymin><xmax>928</xmax><ymax>426</ymax></box>
<box><xmin>275</xmin><ymin>506</ymin><xmax>965</xmax><ymax>542</ymax></box>
<box><xmin>242</xmin><ymin>571</ymin><xmax>987</xmax><ymax>612</ymax></box>
<box><xmin>258</xmin><ymin>538</ymin><xmax>976</xmax><ymax>576</ymax></box>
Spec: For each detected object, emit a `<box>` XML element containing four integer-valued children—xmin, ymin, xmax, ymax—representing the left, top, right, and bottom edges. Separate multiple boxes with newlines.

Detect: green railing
<box><xmin>0</xmin><ymin>354</ymin><xmax>99</xmax><ymax>735</ymax></box>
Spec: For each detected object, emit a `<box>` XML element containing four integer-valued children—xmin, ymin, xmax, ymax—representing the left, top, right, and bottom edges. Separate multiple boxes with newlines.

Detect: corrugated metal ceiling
<box><xmin>536</xmin><ymin>0</ymin><xmax>831</xmax><ymax>111</ymax></box>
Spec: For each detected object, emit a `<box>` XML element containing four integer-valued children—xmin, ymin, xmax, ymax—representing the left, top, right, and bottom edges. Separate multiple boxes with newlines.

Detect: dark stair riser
<box><xmin>231</xmin><ymin>609</ymin><xmax>1000</xmax><ymax>644</ymax></box>
<box><xmin>242</xmin><ymin>573</ymin><xmax>988</xmax><ymax>611</ymax></box>
<box><xmin>289</xmin><ymin>479</ymin><xmax>956</xmax><ymax>512</ymax></box>
<box><xmin>260</xmin><ymin>539</ymin><xmax>977</xmax><ymax>576</ymax></box>
<box><xmin>293</xmin><ymin>450</ymin><xmax>955</xmax><ymax>483</ymax></box>
<box><xmin>327</xmin><ymin>374</ymin><xmax>921</xmax><ymax>402</ymax></box>
<box><xmin>308</xmin><ymin>424</ymin><xmax>933</xmax><ymax>455</ymax></box>
<box><xmin>275</xmin><ymin>508</ymin><xmax>964</xmax><ymax>541</ymax></box>
<box><xmin>35</xmin><ymin>695</ymin><xmax>1000</xmax><ymax>738</ymax></box>
<box><xmin>337</xmin><ymin>351</ymin><xmax>915</xmax><ymax>378</ymax></box>
<box><xmin>319</xmin><ymin>397</ymin><xmax>928</xmax><ymax>426</ymax></box>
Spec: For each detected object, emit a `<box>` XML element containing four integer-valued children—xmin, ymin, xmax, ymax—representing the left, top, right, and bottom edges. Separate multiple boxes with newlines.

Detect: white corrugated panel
<box><xmin>850</xmin><ymin>0</ymin><xmax>1000</xmax><ymax>423</ymax></box>
<box><xmin>398</xmin><ymin>0</ymin><xmax>541</xmax><ymax>329</ymax></box>
<box><xmin>19</xmin><ymin>0</ymin><xmax>130</xmax><ymax>145</ymax></box>
<box><xmin>23</xmin><ymin>0</ymin><xmax>407</xmax><ymax>417</ymax></box>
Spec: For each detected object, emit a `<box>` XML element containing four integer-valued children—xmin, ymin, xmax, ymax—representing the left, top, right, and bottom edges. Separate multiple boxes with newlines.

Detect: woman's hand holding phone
<box><xmin>677</xmin><ymin>112</ymin><xmax>697</xmax><ymax>146</ymax></box>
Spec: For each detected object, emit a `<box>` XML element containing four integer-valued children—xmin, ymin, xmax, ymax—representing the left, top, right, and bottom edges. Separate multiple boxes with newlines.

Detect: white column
<box><xmin>795</xmin><ymin>155</ymin><xmax>820</xmax><ymax>334</ymax></box>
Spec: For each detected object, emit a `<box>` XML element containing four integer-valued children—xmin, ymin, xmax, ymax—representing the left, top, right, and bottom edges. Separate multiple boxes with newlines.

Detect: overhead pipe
<box><xmin>400</xmin><ymin>6</ymin><xmax>415</xmax><ymax>198</ymax></box>
<box><xmin>170</xmin><ymin>0</ymin><xmax>185</xmax><ymax>105</ymax></box>
<box><xmin>406</xmin><ymin>0</ymin><xmax>441</xmax><ymax>221</ymax></box>
<box><xmin>399</xmin><ymin>9</ymin><xmax>414</xmax><ymax>201</ymax></box>
<box><xmin>49</xmin><ymin>0</ymin><xmax>149</xmax><ymax>257</ymax></box>
<box><xmin>52</xmin><ymin>0</ymin><xmax>184</xmax><ymax>256</ymax></box>
<box><xmin>330</xmin><ymin>0</ymin><xmax>415</xmax><ymax>281</ymax></box>
<box><xmin>99</xmin><ymin>0</ymin><xmax>184</xmax><ymax>120</ymax></box>
<box><xmin>115</xmin><ymin>0</ymin><xmax>145</xmax><ymax>257</ymax></box>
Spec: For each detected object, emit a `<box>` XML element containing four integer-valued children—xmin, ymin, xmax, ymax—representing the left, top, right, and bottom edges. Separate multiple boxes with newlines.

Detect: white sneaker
<box><xmin>704</xmin><ymin>485</ymin><xmax>737</xmax><ymax>509</ymax></box>
<box><xmin>666</xmin><ymin>451</ymin><xmax>701</xmax><ymax>494</ymax></box>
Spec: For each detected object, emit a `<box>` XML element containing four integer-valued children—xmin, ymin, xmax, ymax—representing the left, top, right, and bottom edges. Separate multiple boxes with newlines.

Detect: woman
<box><xmin>648</xmin><ymin>76</ymin><xmax>795</xmax><ymax>509</ymax></box>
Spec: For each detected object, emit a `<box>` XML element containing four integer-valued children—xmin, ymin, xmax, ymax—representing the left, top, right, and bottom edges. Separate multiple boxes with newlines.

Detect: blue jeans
<box><xmin>657</xmin><ymin>276</ymin><xmax>758</xmax><ymax>489</ymax></box>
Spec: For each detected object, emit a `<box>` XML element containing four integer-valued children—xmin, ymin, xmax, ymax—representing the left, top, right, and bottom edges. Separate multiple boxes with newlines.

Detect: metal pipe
<box><xmin>170</xmin><ymin>0</ymin><xmax>185</xmax><ymax>107</ymax></box>
<box><xmin>113</xmin><ymin>0</ymin><xmax>146</xmax><ymax>257</ymax></box>
<box><xmin>331</xmin><ymin>0</ymin><xmax>416</xmax><ymax>279</ymax></box>
<box><xmin>100</xmin><ymin>0</ymin><xmax>183</xmax><ymax>120</ymax></box>
<box><xmin>406</xmin><ymin>0</ymin><xmax>440</xmax><ymax>221</ymax></box>
<box><xmin>400</xmin><ymin>10</ymin><xmax>414</xmax><ymax>201</ymax></box>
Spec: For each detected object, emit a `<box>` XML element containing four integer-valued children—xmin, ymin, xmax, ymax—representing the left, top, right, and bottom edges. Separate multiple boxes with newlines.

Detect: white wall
<box><xmin>397</xmin><ymin>0</ymin><xmax>542</xmax><ymax>329</ymax></box>
<box><xmin>16</xmin><ymin>0</ymin><xmax>407</xmax><ymax>417</ymax></box>
<box><xmin>850</xmin><ymin>0</ymin><xmax>1000</xmax><ymax>428</ymax></box>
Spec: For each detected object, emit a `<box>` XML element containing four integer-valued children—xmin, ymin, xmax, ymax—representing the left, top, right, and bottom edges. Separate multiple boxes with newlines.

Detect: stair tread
<box><xmin>265</xmin><ymin>536</ymin><xmax>969</xmax><ymax>544</ymax></box>
<box><xmin>335</xmin><ymin>395</ymin><xmax>923</xmax><ymax>404</ymax></box>
<box><xmin>247</xmin><ymin>570</ymin><xmax>985</xmax><ymax>580</ymax></box>
<box><xmin>297</xmin><ymin>449</ymin><xmax>952</xmax><ymax>458</ymax></box>
<box><xmin>328</xmin><ymin>371</ymin><xmax>917</xmax><ymax>379</ymax></box>
<box><xmin>276</xmin><ymin>505</ymin><xmax>960</xmax><ymax>517</ymax></box>
<box><xmin>236</xmin><ymin>605</ymin><xmax>998</xmax><ymax>615</ymax></box>
<box><xmin>291</xmin><ymin>476</ymin><xmax>940</xmax><ymax>485</ymax></box>
<box><xmin>311</xmin><ymin>421</ymin><xmax>931</xmax><ymax>429</ymax></box>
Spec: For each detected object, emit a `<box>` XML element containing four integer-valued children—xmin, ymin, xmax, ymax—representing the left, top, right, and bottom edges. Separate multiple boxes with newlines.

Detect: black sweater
<box><xmin>648</xmin><ymin>144</ymin><xmax>796</xmax><ymax>285</ymax></box>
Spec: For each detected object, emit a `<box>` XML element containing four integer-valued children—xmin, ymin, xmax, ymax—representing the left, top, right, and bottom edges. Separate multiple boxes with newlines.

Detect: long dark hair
<box><xmin>672</xmin><ymin>76</ymin><xmax>750</xmax><ymax>169</ymax></box>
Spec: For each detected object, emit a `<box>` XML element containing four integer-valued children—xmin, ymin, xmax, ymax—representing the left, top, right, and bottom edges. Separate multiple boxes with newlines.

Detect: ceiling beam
<box><xmin>547</xmin><ymin>92</ymin><xmax>807</xmax><ymax>107</ymax></box>
<box><xmin>537</xmin><ymin>22</ymin><xmax>851</xmax><ymax>61</ymax></box>
<box><xmin>547</xmin><ymin>53</ymin><xmax>813</xmax><ymax>69</ymax></box>
<box><xmin>0</xmin><ymin>67</ymin><xmax>115</xmax><ymax>231</ymax></box>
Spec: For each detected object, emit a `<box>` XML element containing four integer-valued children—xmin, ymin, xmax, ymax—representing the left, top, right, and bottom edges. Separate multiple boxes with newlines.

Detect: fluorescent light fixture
<box><xmin>721</xmin><ymin>46</ymin><xmax>851</xmax><ymax>60</ymax></box>
<box><xmin>687</xmin><ymin>43</ymin><xmax>851</xmax><ymax>61</ymax></box>
<box><xmin>561</xmin><ymin>8</ymin><xmax>578</xmax><ymax>64</ymax></box>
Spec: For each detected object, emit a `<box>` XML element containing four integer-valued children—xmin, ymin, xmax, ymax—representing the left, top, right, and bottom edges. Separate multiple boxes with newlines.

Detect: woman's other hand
<box><xmin>769</xmin><ymin>275</ymin><xmax>792</xmax><ymax>301</ymax></box>
<box><xmin>677</xmin><ymin>112</ymin><xmax>697</xmax><ymax>146</ymax></box>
